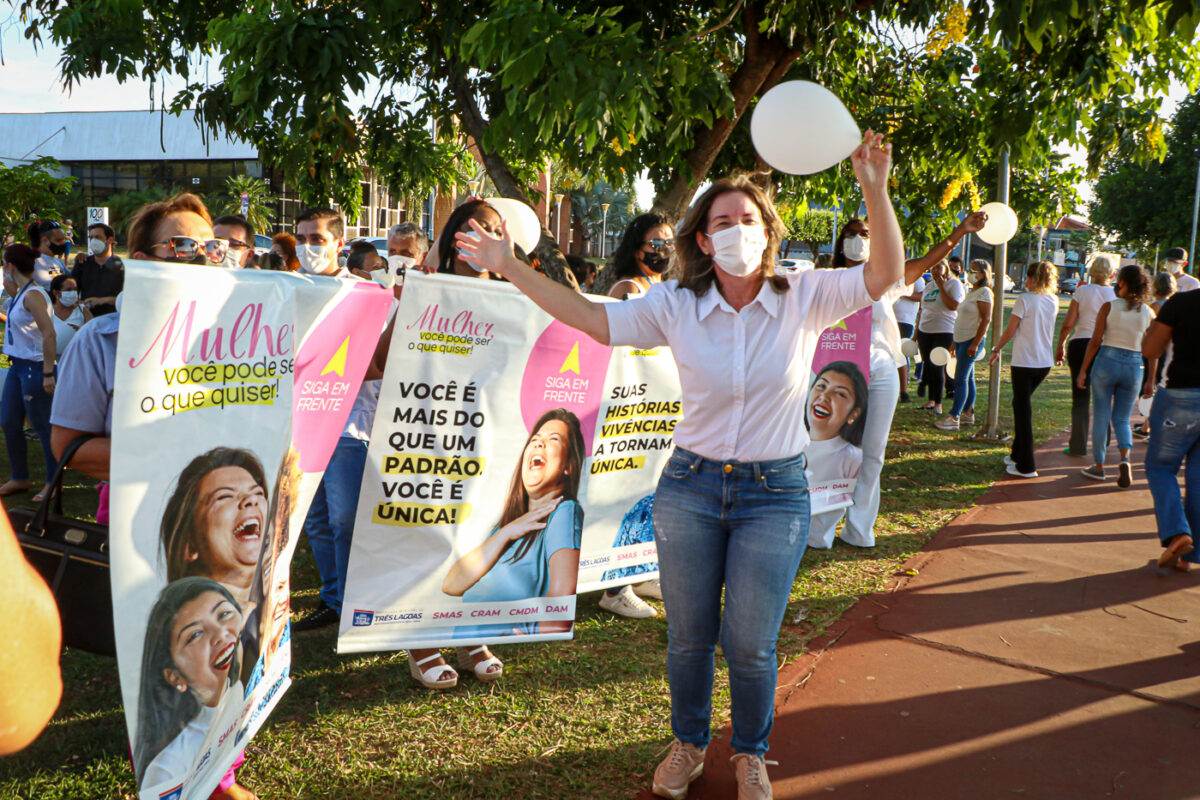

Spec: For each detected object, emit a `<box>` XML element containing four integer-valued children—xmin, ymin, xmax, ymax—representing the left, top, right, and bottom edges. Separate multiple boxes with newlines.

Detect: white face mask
<box><xmin>456</xmin><ymin>231</ymin><xmax>486</xmax><ymax>272</ymax></box>
<box><xmin>297</xmin><ymin>244</ymin><xmax>337</xmax><ymax>275</ymax></box>
<box><xmin>843</xmin><ymin>234</ymin><xmax>869</xmax><ymax>262</ymax></box>
<box><xmin>707</xmin><ymin>224</ymin><xmax>768</xmax><ymax>278</ymax></box>
<box><xmin>59</xmin><ymin>290</ymin><xmax>79</xmax><ymax>306</ymax></box>
<box><xmin>387</xmin><ymin>254</ymin><xmax>417</xmax><ymax>274</ymax></box>
<box><xmin>1166</xmin><ymin>259</ymin><xmax>1186</xmax><ymax>275</ymax></box>
<box><xmin>88</xmin><ymin>238</ymin><xmax>107</xmax><ymax>257</ymax></box>
<box><xmin>219</xmin><ymin>250</ymin><xmax>243</xmax><ymax>269</ymax></box>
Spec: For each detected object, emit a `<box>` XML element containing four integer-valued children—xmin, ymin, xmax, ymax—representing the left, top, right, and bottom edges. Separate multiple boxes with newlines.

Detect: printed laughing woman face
<box><xmin>134</xmin><ymin>577</ymin><xmax>243</xmax><ymax>788</ymax></box>
<box><xmin>161</xmin><ymin>448</ymin><xmax>270</xmax><ymax>608</ymax></box>
<box><xmin>806</xmin><ymin>362</ymin><xmax>869</xmax><ymax>447</ymax></box>
<box><xmin>442</xmin><ymin>409</ymin><xmax>586</xmax><ymax>635</ymax></box>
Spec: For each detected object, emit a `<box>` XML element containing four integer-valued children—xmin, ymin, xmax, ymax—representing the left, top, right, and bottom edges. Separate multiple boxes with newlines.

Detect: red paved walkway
<box><xmin>640</xmin><ymin>431</ymin><xmax>1200</xmax><ymax>799</ymax></box>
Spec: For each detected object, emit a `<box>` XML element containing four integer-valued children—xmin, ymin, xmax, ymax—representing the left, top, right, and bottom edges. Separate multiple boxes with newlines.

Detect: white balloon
<box><xmin>900</xmin><ymin>338</ymin><xmax>919</xmax><ymax>357</ymax></box>
<box><xmin>486</xmin><ymin>198</ymin><xmax>543</xmax><ymax>255</ymax></box>
<box><xmin>976</xmin><ymin>202</ymin><xmax>1019</xmax><ymax>245</ymax></box>
<box><xmin>1138</xmin><ymin>395</ymin><xmax>1153</xmax><ymax>418</ymax></box>
<box><xmin>750</xmin><ymin>81</ymin><xmax>861</xmax><ymax>175</ymax></box>
<box><xmin>930</xmin><ymin>346</ymin><xmax>951</xmax><ymax>366</ymax></box>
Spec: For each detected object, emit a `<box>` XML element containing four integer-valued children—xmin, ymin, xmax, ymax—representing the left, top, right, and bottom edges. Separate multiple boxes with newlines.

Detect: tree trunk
<box><xmin>651</xmin><ymin>5</ymin><xmax>800</xmax><ymax>221</ymax></box>
<box><xmin>444</xmin><ymin>60</ymin><xmax>532</xmax><ymax>206</ymax></box>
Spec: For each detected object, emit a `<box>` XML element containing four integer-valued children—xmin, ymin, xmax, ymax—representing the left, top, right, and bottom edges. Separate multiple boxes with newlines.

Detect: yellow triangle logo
<box><xmin>321</xmin><ymin>337</ymin><xmax>350</xmax><ymax>377</ymax></box>
<box><xmin>558</xmin><ymin>342</ymin><xmax>581</xmax><ymax>375</ymax></box>
<box><xmin>829</xmin><ymin>317</ymin><xmax>848</xmax><ymax>331</ymax></box>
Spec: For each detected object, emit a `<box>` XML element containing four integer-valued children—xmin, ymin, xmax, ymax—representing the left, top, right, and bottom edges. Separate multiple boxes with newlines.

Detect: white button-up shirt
<box><xmin>605</xmin><ymin>266</ymin><xmax>873</xmax><ymax>462</ymax></box>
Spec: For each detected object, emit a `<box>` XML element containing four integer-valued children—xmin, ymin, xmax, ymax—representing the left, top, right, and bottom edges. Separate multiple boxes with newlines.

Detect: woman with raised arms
<box><xmin>456</xmin><ymin>131</ymin><xmax>903</xmax><ymax>800</ymax></box>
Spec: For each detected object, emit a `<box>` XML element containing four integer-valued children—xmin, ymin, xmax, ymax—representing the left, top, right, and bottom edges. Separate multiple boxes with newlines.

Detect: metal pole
<box><xmin>601</xmin><ymin>204</ymin><xmax>610</xmax><ymax>258</ymax></box>
<box><xmin>981</xmin><ymin>145</ymin><xmax>1011</xmax><ymax>440</ymax></box>
<box><xmin>1190</xmin><ymin>150</ymin><xmax>1200</xmax><ymax>265</ymax></box>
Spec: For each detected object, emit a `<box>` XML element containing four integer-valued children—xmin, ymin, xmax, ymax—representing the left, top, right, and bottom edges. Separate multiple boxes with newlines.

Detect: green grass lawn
<box><xmin>0</xmin><ymin>301</ymin><xmax>1075</xmax><ymax>800</ymax></box>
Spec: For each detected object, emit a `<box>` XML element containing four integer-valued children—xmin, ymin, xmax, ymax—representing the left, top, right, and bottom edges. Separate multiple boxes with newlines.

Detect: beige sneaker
<box><xmin>652</xmin><ymin>739</ymin><xmax>706</xmax><ymax>799</ymax></box>
<box><xmin>731</xmin><ymin>753</ymin><xmax>774</xmax><ymax>800</ymax></box>
<box><xmin>599</xmin><ymin>584</ymin><xmax>657</xmax><ymax>618</ymax></box>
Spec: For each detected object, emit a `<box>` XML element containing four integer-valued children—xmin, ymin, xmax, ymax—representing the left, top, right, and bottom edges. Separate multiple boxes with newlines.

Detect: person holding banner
<box><xmin>1</xmin><ymin>243</ymin><xmax>58</xmax><ymax>501</ymax></box>
<box><xmin>50</xmin><ymin>193</ymin><xmax>260</xmax><ymax>800</ymax></box>
<box><xmin>443</xmin><ymin>408</ymin><xmax>585</xmax><ymax>639</ymax></box>
<box><xmin>456</xmin><ymin>131</ymin><xmax>903</xmax><ymax>800</ymax></box>
<box><xmin>809</xmin><ymin>212</ymin><xmax>985</xmax><ymax>551</ymax></box>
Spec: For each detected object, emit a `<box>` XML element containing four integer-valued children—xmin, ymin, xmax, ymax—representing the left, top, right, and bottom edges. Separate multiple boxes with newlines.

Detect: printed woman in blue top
<box><xmin>443</xmin><ymin>408</ymin><xmax>585</xmax><ymax>637</ymax></box>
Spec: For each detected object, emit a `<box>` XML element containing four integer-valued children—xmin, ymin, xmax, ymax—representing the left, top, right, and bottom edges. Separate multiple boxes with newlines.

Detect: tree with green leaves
<box><xmin>779</xmin><ymin>206</ymin><xmax>835</xmax><ymax>260</ymax></box>
<box><xmin>18</xmin><ymin>0</ymin><xmax>1200</xmax><ymax>247</ymax></box>
<box><xmin>1089</xmin><ymin>92</ymin><xmax>1200</xmax><ymax>254</ymax></box>
<box><xmin>215</xmin><ymin>175</ymin><xmax>274</xmax><ymax>237</ymax></box>
<box><xmin>0</xmin><ymin>157</ymin><xmax>76</xmax><ymax>245</ymax></box>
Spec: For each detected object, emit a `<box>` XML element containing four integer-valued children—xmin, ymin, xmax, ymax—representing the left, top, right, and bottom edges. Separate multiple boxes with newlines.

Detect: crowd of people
<box><xmin>4</xmin><ymin>131</ymin><xmax>1200</xmax><ymax>799</ymax></box>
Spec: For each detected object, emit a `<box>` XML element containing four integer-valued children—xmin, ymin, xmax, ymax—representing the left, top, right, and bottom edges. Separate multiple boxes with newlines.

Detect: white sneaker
<box><xmin>633</xmin><ymin>579</ymin><xmax>663</xmax><ymax>600</ymax></box>
<box><xmin>1006</xmin><ymin>463</ymin><xmax>1038</xmax><ymax>479</ymax></box>
<box><xmin>599</xmin><ymin>584</ymin><xmax>657</xmax><ymax>618</ymax></box>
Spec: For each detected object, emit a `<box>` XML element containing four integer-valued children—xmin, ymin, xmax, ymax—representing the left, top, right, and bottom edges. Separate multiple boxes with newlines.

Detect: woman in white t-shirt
<box><xmin>916</xmin><ymin>259</ymin><xmax>965</xmax><ymax>413</ymax></box>
<box><xmin>892</xmin><ymin>276</ymin><xmax>924</xmax><ymax>401</ymax></box>
<box><xmin>455</xmin><ymin>134</ymin><xmax>904</xmax><ymax>798</ymax></box>
<box><xmin>935</xmin><ymin>259</ymin><xmax>994</xmax><ymax>430</ymax></box>
<box><xmin>1054</xmin><ymin>257</ymin><xmax>1116</xmax><ymax>456</ymax></box>
<box><xmin>47</xmin><ymin>274</ymin><xmax>92</xmax><ymax>357</ymax></box>
<box><xmin>26</xmin><ymin>220</ymin><xmax>67</xmax><ymax>288</ymax></box>
<box><xmin>1077</xmin><ymin>265</ymin><xmax>1155</xmax><ymax>486</ymax></box>
<box><xmin>988</xmin><ymin>261</ymin><xmax>1059</xmax><ymax>478</ymax></box>
<box><xmin>0</xmin><ymin>244</ymin><xmax>58</xmax><ymax>502</ymax></box>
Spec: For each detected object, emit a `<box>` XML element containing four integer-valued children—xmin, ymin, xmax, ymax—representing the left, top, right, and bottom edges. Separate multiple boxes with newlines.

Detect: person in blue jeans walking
<box><xmin>1077</xmin><ymin>265</ymin><xmax>1154</xmax><ymax>487</ymax></box>
<box><xmin>456</xmin><ymin>132</ymin><xmax>904</xmax><ymax>800</ymax></box>
<box><xmin>935</xmin><ymin>259</ymin><xmax>993</xmax><ymax>431</ymax></box>
<box><xmin>0</xmin><ymin>244</ymin><xmax>58</xmax><ymax>501</ymax></box>
<box><xmin>1141</xmin><ymin>285</ymin><xmax>1200</xmax><ymax>570</ymax></box>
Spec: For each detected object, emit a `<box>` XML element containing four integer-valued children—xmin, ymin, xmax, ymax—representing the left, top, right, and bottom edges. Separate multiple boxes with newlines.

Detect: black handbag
<box><xmin>10</xmin><ymin>434</ymin><xmax>115</xmax><ymax>656</ymax></box>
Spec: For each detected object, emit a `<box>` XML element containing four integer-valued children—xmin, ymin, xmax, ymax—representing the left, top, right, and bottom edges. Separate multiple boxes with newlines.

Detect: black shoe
<box><xmin>917</xmin><ymin>384</ymin><xmax>926</xmax><ymax>398</ymax></box>
<box><xmin>292</xmin><ymin>601</ymin><xmax>340</xmax><ymax>632</ymax></box>
<box><xmin>899</xmin><ymin>392</ymin><xmax>911</xmax><ymax>403</ymax></box>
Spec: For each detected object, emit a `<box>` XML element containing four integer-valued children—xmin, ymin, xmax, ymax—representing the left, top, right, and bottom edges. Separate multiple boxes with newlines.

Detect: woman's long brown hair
<box><xmin>496</xmin><ymin>408</ymin><xmax>585</xmax><ymax>563</ymax></box>
<box><xmin>673</xmin><ymin>175</ymin><xmax>788</xmax><ymax>297</ymax></box>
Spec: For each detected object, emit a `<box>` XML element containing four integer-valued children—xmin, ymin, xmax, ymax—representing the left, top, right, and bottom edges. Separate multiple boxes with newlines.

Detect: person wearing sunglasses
<box><xmin>213</xmin><ymin>215</ymin><xmax>258</xmax><ymax>269</ymax></box>
<box><xmin>26</xmin><ymin>220</ymin><xmax>67</xmax><ymax>288</ymax></box>
<box><xmin>52</xmin><ymin>192</ymin><xmax>259</xmax><ymax>800</ymax></box>
<box><xmin>603</xmin><ymin>213</ymin><xmax>675</xmax><ymax>300</ymax></box>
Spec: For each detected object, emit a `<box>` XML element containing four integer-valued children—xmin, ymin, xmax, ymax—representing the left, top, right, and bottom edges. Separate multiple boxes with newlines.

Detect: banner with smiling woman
<box><xmin>338</xmin><ymin>273</ymin><xmax>683</xmax><ymax>653</ymax></box>
<box><xmin>109</xmin><ymin>261</ymin><xmax>390</xmax><ymax>800</ymax></box>
<box><xmin>805</xmin><ymin>306</ymin><xmax>872</xmax><ymax>513</ymax></box>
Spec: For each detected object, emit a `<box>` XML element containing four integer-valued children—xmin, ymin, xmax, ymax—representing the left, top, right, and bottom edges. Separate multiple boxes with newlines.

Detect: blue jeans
<box><xmin>949</xmin><ymin>338</ymin><xmax>985</xmax><ymax>418</ymax></box>
<box><xmin>1145</xmin><ymin>389</ymin><xmax>1200</xmax><ymax>564</ymax></box>
<box><xmin>304</xmin><ymin>436</ymin><xmax>369</xmax><ymax>612</ymax></box>
<box><xmin>1089</xmin><ymin>346</ymin><xmax>1142</xmax><ymax>465</ymax></box>
<box><xmin>1</xmin><ymin>357</ymin><xmax>56</xmax><ymax>482</ymax></box>
<box><xmin>652</xmin><ymin>447</ymin><xmax>809</xmax><ymax>757</ymax></box>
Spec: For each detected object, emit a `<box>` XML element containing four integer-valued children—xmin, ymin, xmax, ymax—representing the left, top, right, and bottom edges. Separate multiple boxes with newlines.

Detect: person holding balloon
<box><xmin>915</xmin><ymin>259</ymin><xmax>964</xmax><ymax>414</ymax></box>
<box><xmin>456</xmin><ymin>126</ymin><xmax>903</xmax><ymax>800</ymax></box>
<box><xmin>935</xmin><ymin>259</ymin><xmax>994</xmax><ymax>431</ymax></box>
<box><xmin>810</xmin><ymin>211</ymin><xmax>985</xmax><ymax>551</ymax></box>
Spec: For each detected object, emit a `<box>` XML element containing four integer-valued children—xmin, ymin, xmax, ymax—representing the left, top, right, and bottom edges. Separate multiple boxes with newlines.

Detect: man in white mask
<box><xmin>294</xmin><ymin>207</ymin><xmax>348</xmax><ymax>276</ymax></box>
<box><xmin>1163</xmin><ymin>247</ymin><xmax>1200</xmax><ymax>293</ymax></box>
<box><xmin>387</xmin><ymin>222</ymin><xmax>429</xmax><ymax>272</ymax></box>
<box><xmin>71</xmin><ymin>222</ymin><xmax>123</xmax><ymax>316</ymax></box>
<box><xmin>212</xmin><ymin>215</ymin><xmax>257</xmax><ymax>269</ymax></box>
